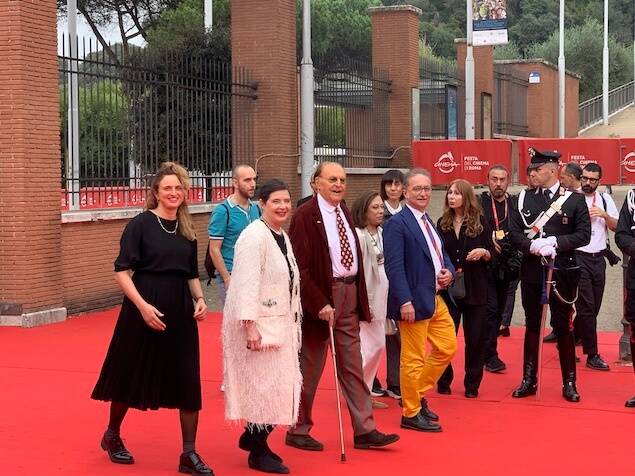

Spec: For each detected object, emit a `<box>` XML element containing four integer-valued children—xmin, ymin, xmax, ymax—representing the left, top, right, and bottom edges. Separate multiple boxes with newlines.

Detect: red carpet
<box><xmin>1</xmin><ymin>310</ymin><xmax>633</xmax><ymax>475</ymax></box>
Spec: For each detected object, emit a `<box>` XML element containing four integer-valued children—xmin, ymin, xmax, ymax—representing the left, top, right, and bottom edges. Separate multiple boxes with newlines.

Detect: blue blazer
<box><xmin>384</xmin><ymin>206</ymin><xmax>455</xmax><ymax>322</ymax></box>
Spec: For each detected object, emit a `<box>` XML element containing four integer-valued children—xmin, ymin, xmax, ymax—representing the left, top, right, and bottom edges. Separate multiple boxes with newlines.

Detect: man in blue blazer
<box><xmin>383</xmin><ymin>168</ymin><xmax>458</xmax><ymax>432</ymax></box>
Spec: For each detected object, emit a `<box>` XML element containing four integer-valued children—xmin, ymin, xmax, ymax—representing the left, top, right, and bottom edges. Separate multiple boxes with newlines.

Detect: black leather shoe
<box><xmin>101</xmin><ymin>435</ymin><xmax>134</xmax><ymax>464</ymax></box>
<box><xmin>562</xmin><ymin>381</ymin><xmax>580</xmax><ymax>402</ymax></box>
<box><xmin>625</xmin><ymin>396</ymin><xmax>635</xmax><ymax>407</ymax></box>
<box><xmin>284</xmin><ymin>433</ymin><xmax>324</xmax><ymax>451</ymax></box>
<box><xmin>586</xmin><ymin>354</ymin><xmax>610</xmax><ymax>371</ymax></box>
<box><xmin>353</xmin><ymin>429</ymin><xmax>400</xmax><ymax>449</ymax></box>
<box><xmin>248</xmin><ymin>453</ymin><xmax>290</xmax><ymax>474</ymax></box>
<box><xmin>238</xmin><ymin>430</ymin><xmax>283</xmax><ymax>463</ymax></box>
<box><xmin>498</xmin><ymin>326</ymin><xmax>510</xmax><ymax>337</ymax></box>
<box><xmin>400</xmin><ymin>413</ymin><xmax>442</xmax><ymax>432</ymax></box>
<box><xmin>465</xmin><ymin>389</ymin><xmax>479</xmax><ymax>398</ymax></box>
<box><xmin>437</xmin><ymin>385</ymin><xmax>451</xmax><ymax>395</ymax></box>
<box><xmin>543</xmin><ymin>332</ymin><xmax>557</xmax><ymax>343</ymax></box>
<box><xmin>420</xmin><ymin>397</ymin><xmax>439</xmax><ymax>421</ymax></box>
<box><xmin>178</xmin><ymin>452</ymin><xmax>214</xmax><ymax>475</ymax></box>
<box><xmin>512</xmin><ymin>380</ymin><xmax>537</xmax><ymax>398</ymax></box>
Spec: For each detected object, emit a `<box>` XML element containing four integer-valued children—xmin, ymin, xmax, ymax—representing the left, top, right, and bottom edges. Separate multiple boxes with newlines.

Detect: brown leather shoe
<box><xmin>100</xmin><ymin>435</ymin><xmax>134</xmax><ymax>464</ymax></box>
<box><xmin>285</xmin><ymin>433</ymin><xmax>324</xmax><ymax>451</ymax></box>
<box><xmin>353</xmin><ymin>429</ymin><xmax>400</xmax><ymax>449</ymax></box>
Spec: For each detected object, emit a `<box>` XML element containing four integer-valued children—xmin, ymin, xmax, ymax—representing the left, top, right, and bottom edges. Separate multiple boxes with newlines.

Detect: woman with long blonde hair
<box><xmin>436</xmin><ymin>179</ymin><xmax>495</xmax><ymax>398</ymax></box>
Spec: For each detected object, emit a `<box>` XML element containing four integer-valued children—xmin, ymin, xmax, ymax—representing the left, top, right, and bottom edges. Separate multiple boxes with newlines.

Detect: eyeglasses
<box><xmin>580</xmin><ymin>176</ymin><xmax>599</xmax><ymax>184</ymax></box>
<box><xmin>320</xmin><ymin>176</ymin><xmax>347</xmax><ymax>185</ymax></box>
<box><xmin>410</xmin><ymin>186</ymin><xmax>432</xmax><ymax>194</ymax></box>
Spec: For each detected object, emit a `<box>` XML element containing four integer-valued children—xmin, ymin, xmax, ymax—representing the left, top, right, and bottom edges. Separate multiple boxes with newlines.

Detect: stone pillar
<box><xmin>0</xmin><ymin>1</ymin><xmax>66</xmax><ymax>326</ymax></box>
<box><xmin>456</xmin><ymin>40</ymin><xmax>494</xmax><ymax>139</ymax></box>
<box><xmin>370</xmin><ymin>5</ymin><xmax>422</xmax><ymax>169</ymax></box>
<box><xmin>231</xmin><ymin>0</ymin><xmax>299</xmax><ymax>199</ymax></box>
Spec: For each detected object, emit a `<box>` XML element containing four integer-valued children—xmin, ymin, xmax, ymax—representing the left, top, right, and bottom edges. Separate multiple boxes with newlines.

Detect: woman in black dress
<box><xmin>436</xmin><ymin>179</ymin><xmax>495</xmax><ymax>398</ymax></box>
<box><xmin>91</xmin><ymin>162</ymin><xmax>212</xmax><ymax>476</ymax></box>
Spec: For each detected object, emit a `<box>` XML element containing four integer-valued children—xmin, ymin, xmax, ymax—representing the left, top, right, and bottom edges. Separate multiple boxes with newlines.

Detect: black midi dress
<box><xmin>91</xmin><ymin>210</ymin><xmax>202</xmax><ymax>411</ymax></box>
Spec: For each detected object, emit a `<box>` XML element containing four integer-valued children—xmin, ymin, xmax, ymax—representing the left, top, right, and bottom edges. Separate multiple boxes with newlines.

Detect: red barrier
<box><xmin>621</xmin><ymin>138</ymin><xmax>635</xmax><ymax>185</ymax></box>
<box><xmin>412</xmin><ymin>140</ymin><xmax>512</xmax><ymax>186</ymax></box>
<box><xmin>60</xmin><ymin>186</ymin><xmax>207</xmax><ymax>210</ymax></box>
<box><xmin>211</xmin><ymin>186</ymin><xmax>232</xmax><ymax>202</ymax></box>
<box><xmin>517</xmin><ymin>138</ymin><xmax>622</xmax><ymax>185</ymax></box>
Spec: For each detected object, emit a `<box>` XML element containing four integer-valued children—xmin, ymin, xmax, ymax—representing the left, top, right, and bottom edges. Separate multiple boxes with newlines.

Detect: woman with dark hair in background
<box><xmin>352</xmin><ymin>191</ymin><xmax>390</xmax><ymax>410</ymax></box>
<box><xmin>436</xmin><ymin>179</ymin><xmax>495</xmax><ymax>398</ymax></box>
<box><xmin>92</xmin><ymin>162</ymin><xmax>212</xmax><ymax>476</ymax></box>
<box><xmin>222</xmin><ymin>179</ymin><xmax>302</xmax><ymax>475</ymax></box>
<box><xmin>371</xmin><ymin>169</ymin><xmax>405</xmax><ymax>400</ymax></box>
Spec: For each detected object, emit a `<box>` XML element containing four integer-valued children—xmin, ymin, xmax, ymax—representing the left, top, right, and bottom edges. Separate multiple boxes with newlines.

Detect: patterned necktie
<box><xmin>335</xmin><ymin>207</ymin><xmax>354</xmax><ymax>270</ymax></box>
<box><xmin>422</xmin><ymin>214</ymin><xmax>443</xmax><ymax>263</ymax></box>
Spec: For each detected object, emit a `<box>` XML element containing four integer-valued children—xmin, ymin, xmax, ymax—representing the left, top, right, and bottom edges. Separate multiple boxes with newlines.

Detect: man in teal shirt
<box><xmin>208</xmin><ymin>164</ymin><xmax>260</xmax><ymax>302</ymax></box>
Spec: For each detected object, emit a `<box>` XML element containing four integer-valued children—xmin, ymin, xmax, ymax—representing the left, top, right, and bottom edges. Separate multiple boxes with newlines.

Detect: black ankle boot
<box><xmin>239</xmin><ymin>425</ymin><xmax>283</xmax><ymax>464</ymax></box>
<box><xmin>557</xmin><ymin>334</ymin><xmax>580</xmax><ymax>402</ymax></box>
<box><xmin>512</xmin><ymin>330</ymin><xmax>539</xmax><ymax>398</ymax></box>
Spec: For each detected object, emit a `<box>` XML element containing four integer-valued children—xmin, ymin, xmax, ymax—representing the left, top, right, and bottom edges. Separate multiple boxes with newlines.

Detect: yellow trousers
<box><xmin>399</xmin><ymin>295</ymin><xmax>458</xmax><ymax>418</ymax></box>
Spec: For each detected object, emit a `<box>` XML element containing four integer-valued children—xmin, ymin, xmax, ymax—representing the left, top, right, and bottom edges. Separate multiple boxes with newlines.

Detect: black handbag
<box><xmin>449</xmin><ymin>269</ymin><xmax>466</xmax><ymax>300</ymax></box>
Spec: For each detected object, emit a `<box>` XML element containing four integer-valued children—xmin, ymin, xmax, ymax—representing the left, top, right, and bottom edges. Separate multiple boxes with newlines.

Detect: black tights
<box><xmin>107</xmin><ymin>401</ymin><xmax>199</xmax><ymax>448</ymax></box>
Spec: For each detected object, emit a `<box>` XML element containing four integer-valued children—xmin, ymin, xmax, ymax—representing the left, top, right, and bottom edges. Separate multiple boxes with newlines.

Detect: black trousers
<box><xmin>437</xmin><ymin>301</ymin><xmax>487</xmax><ymax>391</ymax></box>
<box><xmin>573</xmin><ymin>251</ymin><xmax>606</xmax><ymax>355</ymax></box>
<box><xmin>485</xmin><ymin>277</ymin><xmax>511</xmax><ymax>363</ymax></box>
<box><xmin>521</xmin><ymin>279</ymin><xmax>574</xmax><ymax>334</ymax></box>
<box><xmin>385</xmin><ymin>332</ymin><xmax>401</xmax><ymax>388</ymax></box>
<box><xmin>624</xmin><ymin>288</ymin><xmax>635</xmax><ymax>333</ymax></box>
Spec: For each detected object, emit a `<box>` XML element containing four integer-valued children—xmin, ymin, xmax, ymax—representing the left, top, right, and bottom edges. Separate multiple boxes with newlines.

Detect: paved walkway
<box><xmin>579</xmin><ymin>104</ymin><xmax>635</xmax><ymax>138</ymax></box>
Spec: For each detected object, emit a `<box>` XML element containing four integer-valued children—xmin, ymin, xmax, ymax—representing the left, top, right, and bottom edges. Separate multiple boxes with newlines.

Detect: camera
<box><xmin>602</xmin><ymin>247</ymin><xmax>621</xmax><ymax>266</ymax></box>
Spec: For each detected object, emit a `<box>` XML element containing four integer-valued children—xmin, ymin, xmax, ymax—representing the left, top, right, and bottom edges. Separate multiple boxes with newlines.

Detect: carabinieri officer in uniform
<box><xmin>508</xmin><ymin>149</ymin><xmax>590</xmax><ymax>402</ymax></box>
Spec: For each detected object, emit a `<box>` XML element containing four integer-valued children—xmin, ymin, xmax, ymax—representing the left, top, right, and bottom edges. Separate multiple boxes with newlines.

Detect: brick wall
<box><xmin>456</xmin><ymin>42</ymin><xmax>494</xmax><ymax>139</ymax></box>
<box><xmin>232</xmin><ymin>0</ymin><xmax>299</xmax><ymax>200</ymax></box>
<box><xmin>0</xmin><ymin>1</ymin><xmax>63</xmax><ymax>313</ymax></box>
<box><xmin>370</xmin><ymin>6</ymin><xmax>422</xmax><ymax>169</ymax></box>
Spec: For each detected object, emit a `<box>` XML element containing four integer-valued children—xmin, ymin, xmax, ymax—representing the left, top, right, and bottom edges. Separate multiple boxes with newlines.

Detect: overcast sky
<box><xmin>57</xmin><ymin>15</ymin><xmax>144</xmax><ymax>56</ymax></box>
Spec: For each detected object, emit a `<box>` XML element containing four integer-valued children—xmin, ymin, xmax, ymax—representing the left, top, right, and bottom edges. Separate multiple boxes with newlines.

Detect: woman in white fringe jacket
<box><xmin>222</xmin><ymin>179</ymin><xmax>302</xmax><ymax>475</ymax></box>
<box><xmin>352</xmin><ymin>191</ymin><xmax>390</xmax><ymax>410</ymax></box>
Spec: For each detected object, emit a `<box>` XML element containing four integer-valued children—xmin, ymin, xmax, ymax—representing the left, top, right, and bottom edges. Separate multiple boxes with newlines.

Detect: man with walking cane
<box><xmin>508</xmin><ymin>149</ymin><xmax>590</xmax><ymax>402</ymax></box>
<box><xmin>286</xmin><ymin>162</ymin><xmax>399</xmax><ymax>453</ymax></box>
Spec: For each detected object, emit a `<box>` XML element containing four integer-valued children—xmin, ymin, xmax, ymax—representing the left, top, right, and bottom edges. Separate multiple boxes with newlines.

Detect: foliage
<box><xmin>297</xmin><ymin>0</ymin><xmax>381</xmax><ymax>61</ymax></box>
<box><xmin>60</xmin><ymin>79</ymin><xmax>130</xmax><ymax>181</ymax></box>
<box><xmin>493</xmin><ymin>42</ymin><xmax>522</xmax><ymax>61</ymax></box>
<box><xmin>528</xmin><ymin>18</ymin><xmax>634</xmax><ymax>101</ymax></box>
<box><xmin>315</xmin><ymin>107</ymin><xmax>345</xmax><ymax>148</ymax></box>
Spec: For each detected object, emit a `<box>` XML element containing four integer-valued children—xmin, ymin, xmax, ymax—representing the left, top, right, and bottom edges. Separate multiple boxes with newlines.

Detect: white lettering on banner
<box><xmin>434</xmin><ymin>151</ymin><xmax>460</xmax><ymax>174</ymax></box>
<box><xmin>463</xmin><ymin>155</ymin><xmax>490</xmax><ymax>172</ymax></box>
<box><xmin>623</xmin><ymin>151</ymin><xmax>635</xmax><ymax>173</ymax></box>
<box><xmin>569</xmin><ymin>154</ymin><xmax>596</xmax><ymax>167</ymax></box>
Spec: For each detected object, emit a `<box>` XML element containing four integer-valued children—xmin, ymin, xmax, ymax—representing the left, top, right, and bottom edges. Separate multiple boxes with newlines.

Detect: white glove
<box><xmin>530</xmin><ymin>238</ymin><xmax>550</xmax><ymax>255</ymax></box>
<box><xmin>544</xmin><ymin>236</ymin><xmax>557</xmax><ymax>248</ymax></box>
<box><xmin>538</xmin><ymin>245</ymin><xmax>557</xmax><ymax>260</ymax></box>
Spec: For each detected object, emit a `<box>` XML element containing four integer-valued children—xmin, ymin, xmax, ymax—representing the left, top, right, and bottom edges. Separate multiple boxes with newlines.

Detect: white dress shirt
<box><xmin>317</xmin><ymin>193</ymin><xmax>359</xmax><ymax>278</ymax></box>
<box><xmin>578</xmin><ymin>191</ymin><xmax>619</xmax><ymax>253</ymax></box>
<box><xmin>406</xmin><ymin>204</ymin><xmax>443</xmax><ymax>282</ymax></box>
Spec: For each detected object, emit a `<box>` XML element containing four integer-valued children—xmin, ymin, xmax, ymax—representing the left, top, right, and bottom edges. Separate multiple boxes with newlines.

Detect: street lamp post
<box><xmin>300</xmin><ymin>0</ymin><xmax>315</xmax><ymax>197</ymax></box>
<box><xmin>465</xmin><ymin>0</ymin><xmax>475</xmax><ymax>140</ymax></box>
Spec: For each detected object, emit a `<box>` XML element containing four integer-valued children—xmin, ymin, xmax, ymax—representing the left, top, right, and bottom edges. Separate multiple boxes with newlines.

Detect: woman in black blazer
<box><xmin>436</xmin><ymin>179</ymin><xmax>496</xmax><ymax>398</ymax></box>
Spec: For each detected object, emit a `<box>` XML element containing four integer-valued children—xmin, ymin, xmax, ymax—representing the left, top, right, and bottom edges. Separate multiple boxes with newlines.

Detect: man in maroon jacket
<box><xmin>286</xmin><ymin>162</ymin><xmax>400</xmax><ymax>451</ymax></box>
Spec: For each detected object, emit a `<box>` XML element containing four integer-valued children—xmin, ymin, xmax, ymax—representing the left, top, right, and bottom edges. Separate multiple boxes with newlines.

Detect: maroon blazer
<box><xmin>288</xmin><ymin>196</ymin><xmax>372</xmax><ymax>341</ymax></box>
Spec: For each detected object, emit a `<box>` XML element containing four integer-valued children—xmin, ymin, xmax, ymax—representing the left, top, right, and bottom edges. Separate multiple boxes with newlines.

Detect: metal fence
<box><xmin>493</xmin><ymin>63</ymin><xmax>528</xmax><ymax>137</ymax></box>
<box><xmin>418</xmin><ymin>56</ymin><xmax>464</xmax><ymax>139</ymax></box>
<box><xmin>313</xmin><ymin>54</ymin><xmax>392</xmax><ymax>168</ymax></box>
<box><xmin>579</xmin><ymin>81</ymin><xmax>635</xmax><ymax>131</ymax></box>
<box><xmin>59</xmin><ymin>36</ymin><xmax>256</xmax><ymax>210</ymax></box>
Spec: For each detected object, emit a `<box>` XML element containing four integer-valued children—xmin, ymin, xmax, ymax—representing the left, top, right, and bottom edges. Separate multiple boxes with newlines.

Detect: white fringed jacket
<box><xmin>221</xmin><ymin>220</ymin><xmax>302</xmax><ymax>427</ymax></box>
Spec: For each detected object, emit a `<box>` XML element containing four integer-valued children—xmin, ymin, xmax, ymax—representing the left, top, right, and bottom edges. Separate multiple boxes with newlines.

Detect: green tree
<box><xmin>529</xmin><ymin>18</ymin><xmax>634</xmax><ymax>101</ymax></box>
<box><xmin>493</xmin><ymin>42</ymin><xmax>522</xmax><ymax>61</ymax></box>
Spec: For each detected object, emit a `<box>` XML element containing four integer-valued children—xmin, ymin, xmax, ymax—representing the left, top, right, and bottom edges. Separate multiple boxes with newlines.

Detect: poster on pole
<box><xmin>472</xmin><ymin>0</ymin><xmax>508</xmax><ymax>46</ymax></box>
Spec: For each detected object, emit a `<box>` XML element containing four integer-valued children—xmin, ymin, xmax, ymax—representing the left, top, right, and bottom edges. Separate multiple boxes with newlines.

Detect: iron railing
<box><xmin>59</xmin><ymin>36</ymin><xmax>256</xmax><ymax>210</ymax></box>
<box><xmin>494</xmin><ymin>63</ymin><xmax>528</xmax><ymax>137</ymax></box>
<box><xmin>313</xmin><ymin>54</ymin><xmax>392</xmax><ymax>168</ymax></box>
<box><xmin>418</xmin><ymin>56</ymin><xmax>465</xmax><ymax>140</ymax></box>
<box><xmin>579</xmin><ymin>81</ymin><xmax>635</xmax><ymax>131</ymax></box>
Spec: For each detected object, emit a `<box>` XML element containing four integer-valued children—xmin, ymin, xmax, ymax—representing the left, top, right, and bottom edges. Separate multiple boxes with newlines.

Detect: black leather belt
<box><xmin>575</xmin><ymin>250</ymin><xmax>603</xmax><ymax>258</ymax></box>
<box><xmin>333</xmin><ymin>276</ymin><xmax>356</xmax><ymax>284</ymax></box>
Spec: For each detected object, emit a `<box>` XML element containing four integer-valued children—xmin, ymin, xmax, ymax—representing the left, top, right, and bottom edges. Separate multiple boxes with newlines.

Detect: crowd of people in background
<box><xmin>92</xmin><ymin>156</ymin><xmax>635</xmax><ymax>475</ymax></box>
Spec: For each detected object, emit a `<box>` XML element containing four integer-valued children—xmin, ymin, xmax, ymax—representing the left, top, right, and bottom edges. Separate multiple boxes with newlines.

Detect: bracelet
<box><xmin>194</xmin><ymin>296</ymin><xmax>205</xmax><ymax>301</ymax></box>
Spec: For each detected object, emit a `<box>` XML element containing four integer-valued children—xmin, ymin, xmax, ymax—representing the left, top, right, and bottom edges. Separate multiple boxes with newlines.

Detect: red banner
<box><xmin>621</xmin><ymin>138</ymin><xmax>635</xmax><ymax>185</ymax></box>
<box><xmin>517</xmin><ymin>138</ymin><xmax>622</xmax><ymax>185</ymax></box>
<box><xmin>412</xmin><ymin>140</ymin><xmax>512</xmax><ymax>186</ymax></box>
